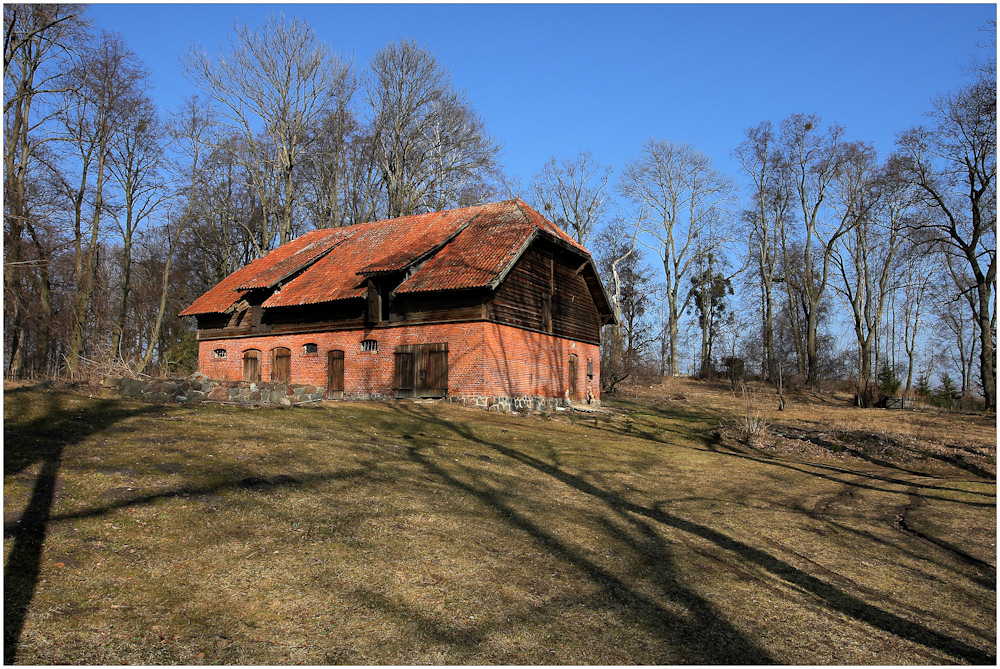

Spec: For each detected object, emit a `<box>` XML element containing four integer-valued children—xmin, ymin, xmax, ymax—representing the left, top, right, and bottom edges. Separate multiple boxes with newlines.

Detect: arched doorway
<box><xmin>243</xmin><ymin>349</ymin><xmax>261</xmax><ymax>383</ymax></box>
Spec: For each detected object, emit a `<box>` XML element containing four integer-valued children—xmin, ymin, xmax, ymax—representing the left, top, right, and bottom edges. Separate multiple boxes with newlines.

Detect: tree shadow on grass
<box><xmin>599</xmin><ymin>401</ymin><xmax>995</xmax><ymax>500</ymax></box>
<box><xmin>3</xmin><ymin>388</ymin><xmax>381</xmax><ymax>664</ymax></box>
<box><xmin>3</xmin><ymin>389</ymin><xmax>158</xmax><ymax>664</ymax></box>
<box><xmin>389</xmin><ymin>403</ymin><xmax>996</xmax><ymax>665</ymax></box>
<box><xmin>400</xmin><ymin>436</ymin><xmax>775</xmax><ymax>663</ymax></box>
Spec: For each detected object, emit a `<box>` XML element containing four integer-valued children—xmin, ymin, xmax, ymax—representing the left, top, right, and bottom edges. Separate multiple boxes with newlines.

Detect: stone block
<box><xmin>120</xmin><ymin>379</ymin><xmax>142</xmax><ymax>398</ymax></box>
<box><xmin>208</xmin><ymin>387</ymin><xmax>228</xmax><ymax>401</ymax></box>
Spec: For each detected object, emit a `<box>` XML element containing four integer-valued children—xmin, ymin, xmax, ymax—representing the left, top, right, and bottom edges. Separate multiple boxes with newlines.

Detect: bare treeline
<box><xmin>4</xmin><ymin>8</ymin><xmax>501</xmax><ymax>380</ymax></box>
<box><xmin>4</xmin><ymin>7</ymin><xmax>995</xmax><ymax>411</ymax></box>
<box><xmin>597</xmin><ymin>76</ymin><xmax>995</xmax><ymax>410</ymax></box>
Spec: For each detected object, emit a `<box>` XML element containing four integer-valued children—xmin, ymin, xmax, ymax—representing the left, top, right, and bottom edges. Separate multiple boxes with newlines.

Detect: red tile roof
<box><xmin>180</xmin><ymin>199</ymin><xmax>595</xmax><ymax>316</ymax></box>
<box><xmin>178</xmin><ymin>230</ymin><xmax>341</xmax><ymax>316</ymax></box>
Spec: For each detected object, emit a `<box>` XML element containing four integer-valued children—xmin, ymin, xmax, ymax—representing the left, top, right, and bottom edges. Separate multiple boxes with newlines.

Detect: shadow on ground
<box><xmin>388</xmin><ymin>402</ymin><xmax>996</xmax><ymax>665</ymax></box>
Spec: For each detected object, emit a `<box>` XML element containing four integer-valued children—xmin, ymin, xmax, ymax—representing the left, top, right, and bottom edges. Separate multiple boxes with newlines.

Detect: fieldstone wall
<box><xmin>103</xmin><ymin>374</ymin><xmax>598</xmax><ymax>413</ymax></box>
<box><xmin>108</xmin><ymin>373</ymin><xmax>326</xmax><ymax>406</ymax></box>
<box><xmin>447</xmin><ymin>395</ymin><xmax>599</xmax><ymax>412</ymax></box>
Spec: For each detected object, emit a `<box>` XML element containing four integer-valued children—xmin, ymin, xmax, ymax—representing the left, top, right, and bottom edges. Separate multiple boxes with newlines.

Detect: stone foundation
<box><xmin>110</xmin><ymin>373</ymin><xmax>325</xmax><ymax>406</ymax></box>
<box><xmin>105</xmin><ymin>374</ymin><xmax>599</xmax><ymax>413</ymax></box>
<box><xmin>447</xmin><ymin>394</ymin><xmax>600</xmax><ymax>412</ymax></box>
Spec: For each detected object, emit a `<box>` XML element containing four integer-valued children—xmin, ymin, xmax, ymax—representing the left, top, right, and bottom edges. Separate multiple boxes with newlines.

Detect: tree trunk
<box><xmin>138</xmin><ymin>221</ymin><xmax>183</xmax><ymax>375</ymax></box>
<box><xmin>976</xmin><ymin>281</ymin><xmax>996</xmax><ymax>411</ymax></box>
<box><xmin>110</xmin><ymin>232</ymin><xmax>132</xmax><ymax>362</ymax></box>
<box><xmin>66</xmin><ymin>156</ymin><xmax>106</xmax><ymax>374</ymax></box>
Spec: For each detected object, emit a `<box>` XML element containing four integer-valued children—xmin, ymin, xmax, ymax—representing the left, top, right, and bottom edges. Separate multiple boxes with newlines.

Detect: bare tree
<box><xmin>895</xmin><ymin>75</ymin><xmax>996</xmax><ymax>410</ymax></box>
<box><xmin>529</xmin><ymin>151</ymin><xmax>611</xmax><ymax>248</ymax></box>
<box><xmin>734</xmin><ymin>121</ymin><xmax>790</xmax><ymax>383</ymax></box>
<box><xmin>56</xmin><ymin>30</ymin><xmax>148</xmax><ymax>373</ymax></box>
<box><xmin>367</xmin><ymin>39</ymin><xmax>500</xmax><ymax>218</ymax></box>
<box><xmin>594</xmin><ymin>217</ymin><xmax>655</xmax><ymax>391</ymax></box>
<box><xmin>183</xmin><ymin>14</ymin><xmax>354</xmax><ymax>251</ymax></box>
<box><xmin>619</xmin><ymin>139</ymin><xmax>736</xmax><ymax>376</ymax></box>
<box><xmin>106</xmin><ymin>91</ymin><xmax>167</xmax><ymax>362</ymax></box>
<box><xmin>830</xmin><ymin>146</ymin><xmax>909</xmax><ymax>404</ymax></box>
<box><xmin>933</xmin><ymin>281</ymin><xmax>980</xmax><ymax>399</ymax></box>
<box><xmin>779</xmin><ymin>114</ymin><xmax>851</xmax><ymax>384</ymax></box>
<box><xmin>136</xmin><ymin>216</ymin><xmax>184</xmax><ymax>375</ymax></box>
<box><xmin>4</xmin><ymin>4</ymin><xmax>84</xmax><ymax>376</ymax></box>
<box><xmin>300</xmin><ymin>72</ymin><xmax>362</xmax><ymax>228</ymax></box>
<box><xmin>896</xmin><ymin>241</ymin><xmax>940</xmax><ymax>392</ymax></box>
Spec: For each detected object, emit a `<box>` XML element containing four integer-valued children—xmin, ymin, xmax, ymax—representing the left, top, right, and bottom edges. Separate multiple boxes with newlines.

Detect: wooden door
<box><xmin>327</xmin><ymin>350</ymin><xmax>344</xmax><ymax>398</ymax></box>
<box><xmin>568</xmin><ymin>354</ymin><xmax>578</xmax><ymax>400</ymax></box>
<box><xmin>271</xmin><ymin>347</ymin><xmax>291</xmax><ymax>382</ymax></box>
<box><xmin>394</xmin><ymin>343</ymin><xmax>448</xmax><ymax>398</ymax></box>
<box><xmin>419</xmin><ymin>345</ymin><xmax>449</xmax><ymax>397</ymax></box>
<box><xmin>393</xmin><ymin>348</ymin><xmax>415</xmax><ymax>398</ymax></box>
<box><xmin>243</xmin><ymin>349</ymin><xmax>261</xmax><ymax>383</ymax></box>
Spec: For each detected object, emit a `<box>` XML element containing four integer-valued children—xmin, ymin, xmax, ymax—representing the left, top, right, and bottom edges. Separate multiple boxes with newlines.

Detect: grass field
<box><xmin>3</xmin><ymin>379</ymin><xmax>996</xmax><ymax>664</ymax></box>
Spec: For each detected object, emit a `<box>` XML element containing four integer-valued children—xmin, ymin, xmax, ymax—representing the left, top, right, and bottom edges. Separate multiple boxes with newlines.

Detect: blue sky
<box><xmin>86</xmin><ymin>2</ymin><xmax>994</xmax><ymax>188</ymax></box>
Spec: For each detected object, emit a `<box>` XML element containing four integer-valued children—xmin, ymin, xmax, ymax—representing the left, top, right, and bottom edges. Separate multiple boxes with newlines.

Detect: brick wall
<box><xmin>197</xmin><ymin>322</ymin><xmax>600</xmax><ymax>402</ymax></box>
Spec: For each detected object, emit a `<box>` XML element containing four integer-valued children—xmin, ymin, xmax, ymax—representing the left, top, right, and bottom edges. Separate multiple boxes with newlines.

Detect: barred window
<box><xmin>361</xmin><ymin>339</ymin><xmax>377</xmax><ymax>352</ymax></box>
<box><xmin>303</xmin><ymin>343</ymin><xmax>318</xmax><ymax>354</ymax></box>
<box><xmin>213</xmin><ymin>348</ymin><xmax>227</xmax><ymax>359</ymax></box>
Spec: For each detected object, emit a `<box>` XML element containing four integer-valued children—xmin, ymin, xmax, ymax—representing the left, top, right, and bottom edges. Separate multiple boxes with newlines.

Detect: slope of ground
<box><xmin>3</xmin><ymin>381</ymin><xmax>996</xmax><ymax>664</ymax></box>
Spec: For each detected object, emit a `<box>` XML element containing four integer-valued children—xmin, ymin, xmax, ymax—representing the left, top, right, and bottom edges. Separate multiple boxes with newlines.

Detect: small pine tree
<box><xmin>914</xmin><ymin>370</ymin><xmax>932</xmax><ymax>397</ymax></box>
<box><xmin>876</xmin><ymin>362</ymin><xmax>901</xmax><ymax>397</ymax></box>
<box><xmin>936</xmin><ymin>373</ymin><xmax>961</xmax><ymax>401</ymax></box>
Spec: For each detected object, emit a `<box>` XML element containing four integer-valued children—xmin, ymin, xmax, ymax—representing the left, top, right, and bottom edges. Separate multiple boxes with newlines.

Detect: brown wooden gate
<box><xmin>568</xmin><ymin>354</ymin><xmax>578</xmax><ymax>400</ymax></box>
<box><xmin>394</xmin><ymin>343</ymin><xmax>448</xmax><ymax>398</ymax></box>
<box><xmin>243</xmin><ymin>349</ymin><xmax>261</xmax><ymax>383</ymax></box>
<box><xmin>271</xmin><ymin>347</ymin><xmax>291</xmax><ymax>382</ymax></box>
<box><xmin>327</xmin><ymin>350</ymin><xmax>344</xmax><ymax>398</ymax></box>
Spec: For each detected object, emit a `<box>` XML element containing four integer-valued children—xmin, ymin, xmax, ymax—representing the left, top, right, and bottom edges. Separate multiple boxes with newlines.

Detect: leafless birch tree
<box><xmin>619</xmin><ymin>139</ymin><xmax>735</xmax><ymax>376</ymax></box>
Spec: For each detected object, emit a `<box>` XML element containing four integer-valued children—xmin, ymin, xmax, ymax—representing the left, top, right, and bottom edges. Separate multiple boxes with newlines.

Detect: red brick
<box><xmin>197</xmin><ymin>322</ymin><xmax>600</xmax><ymax>402</ymax></box>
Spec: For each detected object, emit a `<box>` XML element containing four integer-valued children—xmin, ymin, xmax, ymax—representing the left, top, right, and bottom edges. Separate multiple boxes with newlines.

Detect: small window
<box><xmin>361</xmin><ymin>339</ymin><xmax>377</xmax><ymax>352</ymax></box>
<box><xmin>214</xmin><ymin>348</ymin><xmax>227</xmax><ymax>359</ymax></box>
<box><xmin>303</xmin><ymin>343</ymin><xmax>318</xmax><ymax>354</ymax></box>
<box><xmin>587</xmin><ymin>359</ymin><xmax>594</xmax><ymax>378</ymax></box>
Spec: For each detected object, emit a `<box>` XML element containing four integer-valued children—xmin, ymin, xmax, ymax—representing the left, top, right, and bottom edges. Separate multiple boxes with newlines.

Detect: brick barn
<box><xmin>179</xmin><ymin>199</ymin><xmax>616</xmax><ymax>408</ymax></box>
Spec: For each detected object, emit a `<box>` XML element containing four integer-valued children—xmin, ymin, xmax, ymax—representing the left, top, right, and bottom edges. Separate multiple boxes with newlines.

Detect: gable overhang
<box><xmin>486</xmin><ymin>228</ymin><xmax>617</xmax><ymax>326</ymax></box>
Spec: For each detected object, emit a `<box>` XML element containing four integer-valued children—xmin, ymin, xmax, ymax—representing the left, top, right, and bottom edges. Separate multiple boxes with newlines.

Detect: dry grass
<box><xmin>4</xmin><ymin>380</ymin><xmax>996</xmax><ymax>664</ymax></box>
